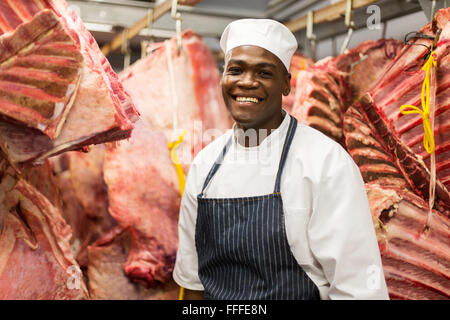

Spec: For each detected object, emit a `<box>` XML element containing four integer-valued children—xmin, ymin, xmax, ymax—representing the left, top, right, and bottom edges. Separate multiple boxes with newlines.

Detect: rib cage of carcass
<box><xmin>344</xmin><ymin>9</ymin><xmax>450</xmax><ymax>210</ymax></box>
<box><xmin>0</xmin><ymin>159</ymin><xmax>89</xmax><ymax>299</ymax></box>
<box><xmin>0</xmin><ymin>0</ymin><xmax>139</xmax><ymax>165</ymax></box>
<box><xmin>343</xmin><ymin>8</ymin><xmax>450</xmax><ymax>299</ymax></box>
<box><xmin>290</xmin><ymin>38</ymin><xmax>404</xmax><ymax>146</ymax></box>
<box><xmin>289</xmin><ymin>8</ymin><xmax>449</xmax><ymax>300</ymax></box>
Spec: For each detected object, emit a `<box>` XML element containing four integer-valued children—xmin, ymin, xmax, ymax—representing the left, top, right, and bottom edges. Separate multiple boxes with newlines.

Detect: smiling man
<box><xmin>173</xmin><ymin>19</ymin><xmax>389</xmax><ymax>300</ymax></box>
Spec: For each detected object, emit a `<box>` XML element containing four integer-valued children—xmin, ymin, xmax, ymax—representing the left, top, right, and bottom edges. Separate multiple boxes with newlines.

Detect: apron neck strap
<box><xmin>199</xmin><ymin>115</ymin><xmax>298</xmax><ymax>197</ymax></box>
<box><xmin>199</xmin><ymin>136</ymin><xmax>233</xmax><ymax>196</ymax></box>
<box><xmin>273</xmin><ymin>115</ymin><xmax>297</xmax><ymax>193</ymax></box>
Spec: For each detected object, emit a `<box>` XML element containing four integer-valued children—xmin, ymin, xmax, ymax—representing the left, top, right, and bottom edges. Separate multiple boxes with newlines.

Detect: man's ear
<box><xmin>282</xmin><ymin>72</ymin><xmax>291</xmax><ymax>96</ymax></box>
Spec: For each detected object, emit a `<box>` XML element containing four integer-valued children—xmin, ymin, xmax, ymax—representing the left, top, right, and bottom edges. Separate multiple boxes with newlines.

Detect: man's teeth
<box><xmin>236</xmin><ymin>97</ymin><xmax>259</xmax><ymax>103</ymax></box>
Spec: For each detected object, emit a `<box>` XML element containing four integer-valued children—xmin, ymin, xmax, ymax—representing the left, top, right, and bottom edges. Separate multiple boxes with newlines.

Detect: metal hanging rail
<box><xmin>100</xmin><ymin>0</ymin><xmax>184</xmax><ymax>56</ymax></box>
<box><xmin>284</xmin><ymin>0</ymin><xmax>379</xmax><ymax>33</ymax></box>
<box><xmin>101</xmin><ymin>0</ymin><xmax>171</xmax><ymax>56</ymax></box>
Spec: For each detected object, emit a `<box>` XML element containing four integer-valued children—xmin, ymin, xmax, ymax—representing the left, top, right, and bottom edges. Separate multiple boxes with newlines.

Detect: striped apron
<box><xmin>195</xmin><ymin>115</ymin><xmax>320</xmax><ymax>300</ymax></box>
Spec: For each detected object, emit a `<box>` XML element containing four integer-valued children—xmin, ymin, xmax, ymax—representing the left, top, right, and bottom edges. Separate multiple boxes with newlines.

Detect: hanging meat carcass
<box><xmin>344</xmin><ymin>105</ymin><xmax>449</xmax><ymax>299</ymax></box>
<box><xmin>49</xmin><ymin>143</ymin><xmax>177</xmax><ymax>300</ymax></box>
<box><xmin>333</xmin><ymin>39</ymin><xmax>405</xmax><ymax>105</ymax></box>
<box><xmin>290</xmin><ymin>39</ymin><xmax>404</xmax><ymax>145</ymax></box>
<box><xmin>0</xmin><ymin>1</ymin><xmax>139</xmax><ymax>165</ymax></box>
<box><xmin>343</xmin><ymin>8</ymin><xmax>450</xmax><ymax>299</ymax></box>
<box><xmin>120</xmin><ymin>30</ymin><xmax>231</xmax><ymax>170</ymax></box>
<box><xmin>344</xmin><ymin>8</ymin><xmax>450</xmax><ymax>210</ymax></box>
<box><xmin>103</xmin><ymin>120</ymin><xmax>181</xmax><ymax>288</ymax></box>
<box><xmin>0</xmin><ymin>163</ymin><xmax>88</xmax><ymax>299</ymax></box>
<box><xmin>0</xmin><ymin>0</ymin><xmax>139</xmax><ymax>300</ymax></box>
<box><xmin>96</xmin><ymin>31</ymin><xmax>231</xmax><ymax>294</ymax></box>
<box><xmin>291</xmin><ymin>57</ymin><xmax>347</xmax><ymax>144</ymax></box>
<box><xmin>0</xmin><ymin>9</ymin><xmax>83</xmax><ymax>139</ymax></box>
<box><xmin>86</xmin><ymin>228</ymin><xmax>180</xmax><ymax>300</ymax></box>
<box><xmin>49</xmin><ymin>145</ymin><xmax>116</xmax><ymax>268</ymax></box>
<box><xmin>366</xmin><ymin>182</ymin><xmax>449</xmax><ymax>299</ymax></box>
<box><xmin>282</xmin><ymin>52</ymin><xmax>314</xmax><ymax>113</ymax></box>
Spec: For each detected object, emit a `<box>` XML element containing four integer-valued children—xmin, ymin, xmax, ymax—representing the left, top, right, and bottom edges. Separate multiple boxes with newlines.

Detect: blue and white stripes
<box><xmin>195</xmin><ymin>116</ymin><xmax>320</xmax><ymax>300</ymax></box>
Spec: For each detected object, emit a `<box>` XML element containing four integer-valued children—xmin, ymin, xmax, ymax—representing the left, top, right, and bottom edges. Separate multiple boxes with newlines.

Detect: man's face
<box><xmin>221</xmin><ymin>45</ymin><xmax>291</xmax><ymax>131</ymax></box>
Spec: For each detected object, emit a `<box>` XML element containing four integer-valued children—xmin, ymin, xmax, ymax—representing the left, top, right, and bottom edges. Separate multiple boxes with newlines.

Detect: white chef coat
<box><xmin>173</xmin><ymin>110</ymin><xmax>389</xmax><ymax>300</ymax></box>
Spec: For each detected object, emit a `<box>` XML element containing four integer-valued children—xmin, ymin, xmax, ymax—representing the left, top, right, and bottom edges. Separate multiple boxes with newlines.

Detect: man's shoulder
<box><xmin>292</xmin><ymin>123</ymin><xmax>353</xmax><ymax>167</ymax></box>
<box><xmin>294</xmin><ymin>124</ymin><xmax>345</xmax><ymax>154</ymax></box>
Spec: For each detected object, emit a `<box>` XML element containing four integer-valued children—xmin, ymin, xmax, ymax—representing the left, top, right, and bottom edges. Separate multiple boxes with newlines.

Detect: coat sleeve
<box><xmin>173</xmin><ymin>165</ymin><xmax>204</xmax><ymax>291</ymax></box>
<box><xmin>307</xmin><ymin>149</ymin><xmax>390</xmax><ymax>300</ymax></box>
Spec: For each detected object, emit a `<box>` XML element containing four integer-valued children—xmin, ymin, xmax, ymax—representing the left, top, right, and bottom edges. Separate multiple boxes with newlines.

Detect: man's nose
<box><xmin>237</xmin><ymin>72</ymin><xmax>258</xmax><ymax>88</ymax></box>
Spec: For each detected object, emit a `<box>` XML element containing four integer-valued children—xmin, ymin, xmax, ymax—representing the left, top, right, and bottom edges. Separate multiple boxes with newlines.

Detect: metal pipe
<box><xmin>270</xmin><ymin>0</ymin><xmax>323</xmax><ymax>20</ymax></box>
<box><xmin>340</xmin><ymin>0</ymin><xmax>354</xmax><ymax>54</ymax></box>
<box><xmin>340</xmin><ymin>28</ymin><xmax>353</xmax><ymax>54</ymax></box>
<box><xmin>430</xmin><ymin>0</ymin><xmax>436</xmax><ymax>21</ymax></box>
<box><xmin>331</xmin><ymin>37</ymin><xmax>337</xmax><ymax>56</ymax></box>
<box><xmin>306</xmin><ymin>11</ymin><xmax>317</xmax><ymax>60</ymax></box>
<box><xmin>121</xmin><ymin>29</ymin><xmax>131</xmax><ymax>69</ymax></box>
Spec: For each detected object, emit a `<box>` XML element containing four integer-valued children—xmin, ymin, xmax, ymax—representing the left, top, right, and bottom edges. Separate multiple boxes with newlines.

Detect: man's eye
<box><xmin>227</xmin><ymin>67</ymin><xmax>241</xmax><ymax>74</ymax></box>
<box><xmin>259</xmin><ymin>70</ymin><xmax>273</xmax><ymax>77</ymax></box>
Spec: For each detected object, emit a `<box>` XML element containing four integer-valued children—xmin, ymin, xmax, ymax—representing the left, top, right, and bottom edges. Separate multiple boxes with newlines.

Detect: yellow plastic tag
<box><xmin>399</xmin><ymin>51</ymin><xmax>437</xmax><ymax>154</ymax></box>
<box><xmin>399</xmin><ymin>50</ymin><xmax>438</xmax><ymax>231</ymax></box>
<box><xmin>168</xmin><ymin>130</ymin><xmax>187</xmax><ymax>300</ymax></box>
<box><xmin>168</xmin><ymin>130</ymin><xmax>187</xmax><ymax>196</ymax></box>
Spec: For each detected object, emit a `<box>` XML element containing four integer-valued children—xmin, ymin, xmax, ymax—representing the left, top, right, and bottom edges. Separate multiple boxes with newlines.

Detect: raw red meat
<box><xmin>49</xmin><ymin>146</ymin><xmax>115</xmax><ymax>267</ymax></box>
<box><xmin>344</xmin><ymin>103</ymin><xmax>409</xmax><ymax>188</ymax></box>
<box><xmin>20</xmin><ymin>159</ymin><xmax>62</xmax><ymax>211</ymax></box>
<box><xmin>0</xmin><ymin>0</ymin><xmax>139</xmax><ymax>165</ymax></box>
<box><xmin>345</xmin><ymin>8</ymin><xmax>450</xmax><ymax>209</ymax></box>
<box><xmin>291</xmin><ymin>60</ymin><xmax>346</xmax><ymax>143</ymax></box>
<box><xmin>120</xmin><ymin>30</ymin><xmax>231</xmax><ymax>170</ymax></box>
<box><xmin>87</xmin><ymin>228</ymin><xmax>179</xmax><ymax>300</ymax></box>
<box><xmin>61</xmin><ymin>145</ymin><xmax>108</xmax><ymax>219</ymax></box>
<box><xmin>345</xmin><ymin>95</ymin><xmax>450</xmax><ymax>300</ymax></box>
<box><xmin>282</xmin><ymin>52</ymin><xmax>314</xmax><ymax>113</ymax></box>
<box><xmin>366</xmin><ymin>182</ymin><xmax>450</xmax><ymax>299</ymax></box>
<box><xmin>47</xmin><ymin>153</ymin><xmax>179</xmax><ymax>299</ymax></box>
<box><xmin>102</xmin><ymin>31</ymin><xmax>231</xmax><ymax>288</ymax></box>
<box><xmin>103</xmin><ymin>120</ymin><xmax>181</xmax><ymax>287</ymax></box>
<box><xmin>290</xmin><ymin>39</ymin><xmax>403</xmax><ymax>145</ymax></box>
<box><xmin>0</xmin><ymin>10</ymin><xmax>83</xmax><ymax>139</ymax></box>
<box><xmin>333</xmin><ymin>39</ymin><xmax>405</xmax><ymax>104</ymax></box>
<box><xmin>343</xmin><ymin>36</ymin><xmax>450</xmax><ymax>298</ymax></box>
<box><xmin>0</xmin><ymin>169</ymin><xmax>88</xmax><ymax>299</ymax></box>
<box><xmin>343</xmin><ymin>17</ymin><xmax>450</xmax><ymax>297</ymax></box>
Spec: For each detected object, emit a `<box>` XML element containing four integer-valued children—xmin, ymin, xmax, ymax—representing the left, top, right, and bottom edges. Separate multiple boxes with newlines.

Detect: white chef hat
<box><xmin>220</xmin><ymin>19</ymin><xmax>298</xmax><ymax>72</ymax></box>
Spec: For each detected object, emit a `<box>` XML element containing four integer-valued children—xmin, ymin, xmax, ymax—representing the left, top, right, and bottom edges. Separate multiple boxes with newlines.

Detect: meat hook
<box><xmin>141</xmin><ymin>8</ymin><xmax>154</xmax><ymax>58</ymax></box>
<box><xmin>306</xmin><ymin>11</ymin><xmax>317</xmax><ymax>61</ymax></box>
<box><xmin>171</xmin><ymin>0</ymin><xmax>183</xmax><ymax>56</ymax></box>
<box><xmin>121</xmin><ymin>29</ymin><xmax>131</xmax><ymax>69</ymax></box>
<box><xmin>404</xmin><ymin>31</ymin><xmax>434</xmax><ymax>60</ymax></box>
<box><xmin>340</xmin><ymin>0</ymin><xmax>355</xmax><ymax>54</ymax></box>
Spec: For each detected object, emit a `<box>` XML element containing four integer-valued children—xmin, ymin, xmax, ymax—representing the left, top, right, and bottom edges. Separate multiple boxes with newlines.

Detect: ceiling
<box><xmin>66</xmin><ymin>0</ymin><xmax>446</xmax><ymax>70</ymax></box>
<box><xmin>68</xmin><ymin>0</ymin><xmax>343</xmax><ymax>41</ymax></box>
